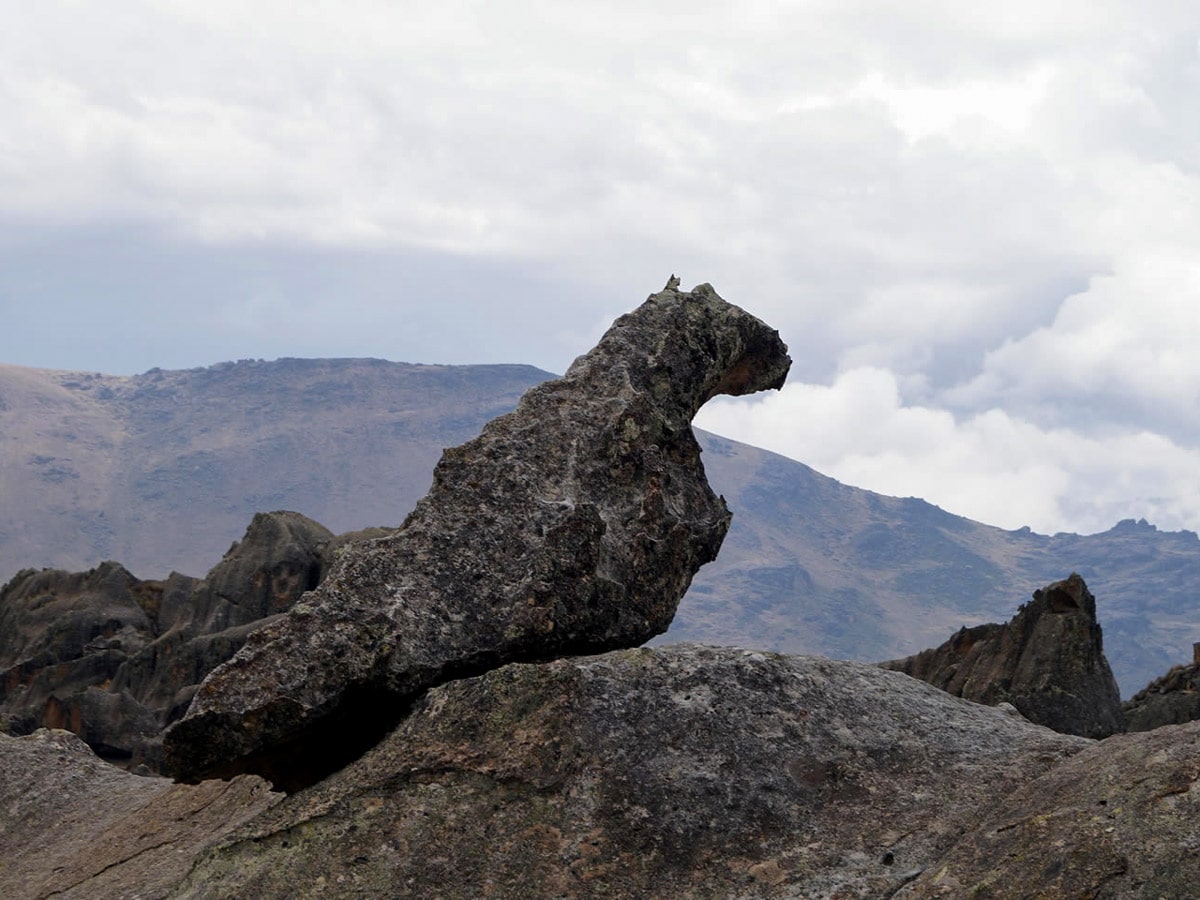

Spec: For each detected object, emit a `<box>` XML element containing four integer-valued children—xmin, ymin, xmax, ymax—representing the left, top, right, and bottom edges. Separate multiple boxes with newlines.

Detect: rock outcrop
<box><xmin>0</xmin><ymin>511</ymin><xmax>336</xmax><ymax>767</ymax></box>
<box><xmin>0</xmin><ymin>728</ymin><xmax>281</xmax><ymax>900</ymax></box>
<box><xmin>897</xmin><ymin>719</ymin><xmax>1200</xmax><ymax>899</ymax></box>
<box><xmin>1123</xmin><ymin>660</ymin><xmax>1200</xmax><ymax>732</ymax></box>
<box><xmin>2</xmin><ymin>647</ymin><xmax>1091</xmax><ymax>899</ymax></box>
<box><xmin>880</xmin><ymin>573</ymin><xmax>1124</xmax><ymax>738</ymax></box>
<box><xmin>162</xmin><ymin>281</ymin><xmax>791</xmax><ymax>789</ymax></box>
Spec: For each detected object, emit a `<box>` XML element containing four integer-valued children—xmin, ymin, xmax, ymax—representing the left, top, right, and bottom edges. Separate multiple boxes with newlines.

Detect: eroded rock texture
<box><xmin>174</xmin><ymin>645</ymin><xmax>1087</xmax><ymax>899</ymax></box>
<box><xmin>898</xmin><ymin>719</ymin><xmax>1200</xmax><ymax>899</ymax></box>
<box><xmin>880</xmin><ymin>573</ymin><xmax>1124</xmax><ymax>738</ymax></box>
<box><xmin>1123</xmin><ymin>660</ymin><xmax>1200</xmax><ymax>732</ymax></box>
<box><xmin>0</xmin><ymin>511</ymin><xmax>335</xmax><ymax>768</ymax></box>
<box><xmin>163</xmin><ymin>281</ymin><xmax>791</xmax><ymax>788</ymax></box>
<box><xmin>0</xmin><ymin>728</ymin><xmax>281</xmax><ymax>900</ymax></box>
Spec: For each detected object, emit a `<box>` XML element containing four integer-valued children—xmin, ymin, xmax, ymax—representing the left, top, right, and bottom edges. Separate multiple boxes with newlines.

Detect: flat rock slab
<box><xmin>163</xmin><ymin>281</ymin><xmax>790</xmax><ymax>789</ymax></box>
<box><xmin>174</xmin><ymin>645</ymin><xmax>1089</xmax><ymax>899</ymax></box>
<box><xmin>0</xmin><ymin>729</ymin><xmax>281</xmax><ymax>900</ymax></box>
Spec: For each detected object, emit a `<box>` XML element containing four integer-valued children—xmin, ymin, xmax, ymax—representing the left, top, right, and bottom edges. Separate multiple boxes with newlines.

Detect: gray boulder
<box><xmin>897</xmin><ymin>719</ymin><xmax>1200</xmax><ymax>899</ymax></box>
<box><xmin>880</xmin><ymin>573</ymin><xmax>1124</xmax><ymax>738</ymax></box>
<box><xmin>162</xmin><ymin>280</ymin><xmax>791</xmax><ymax>789</ymax></box>
<box><xmin>172</xmin><ymin>645</ymin><xmax>1088</xmax><ymax>898</ymax></box>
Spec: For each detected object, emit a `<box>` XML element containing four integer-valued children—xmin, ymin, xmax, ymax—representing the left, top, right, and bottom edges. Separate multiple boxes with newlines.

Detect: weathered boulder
<box><xmin>0</xmin><ymin>728</ymin><xmax>281</xmax><ymax>900</ymax></box>
<box><xmin>897</xmin><ymin>719</ymin><xmax>1200</xmax><ymax>899</ymax></box>
<box><xmin>880</xmin><ymin>573</ymin><xmax>1124</xmax><ymax>738</ymax></box>
<box><xmin>171</xmin><ymin>645</ymin><xmax>1087</xmax><ymax>898</ymax></box>
<box><xmin>0</xmin><ymin>511</ymin><xmax>336</xmax><ymax>767</ymax></box>
<box><xmin>1123</xmin><ymin>660</ymin><xmax>1200</xmax><ymax>732</ymax></box>
<box><xmin>162</xmin><ymin>281</ymin><xmax>791</xmax><ymax>789</ymax></box>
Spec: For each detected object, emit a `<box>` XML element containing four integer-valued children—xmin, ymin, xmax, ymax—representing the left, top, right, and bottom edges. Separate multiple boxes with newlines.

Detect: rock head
<box><xmin>162</xmin><ymin>281</ymin><xmax>791</xmax><ymax>789</ymax></box>
<box><xmin>881</xmin><ymin>573</ymin><xmax>1124</xmax><ymax>738</ymax></box>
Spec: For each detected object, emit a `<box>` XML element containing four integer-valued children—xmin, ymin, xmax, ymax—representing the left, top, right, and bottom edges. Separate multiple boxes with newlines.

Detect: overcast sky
<box><xmin>2</xmin><ymin>2</ymin><xmax>1198</xmax><ymax>536</ymax></box>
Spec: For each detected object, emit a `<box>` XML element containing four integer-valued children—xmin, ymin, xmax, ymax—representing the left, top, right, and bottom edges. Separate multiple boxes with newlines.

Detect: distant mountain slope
<box><xmin>689</xmin><ymin>435</ymin><xmax>1198</xmax><ymax>697</ymax></box>
<box><xmin>0</xmin><ymin>359</ymin><xmax>544</xmax><ymax>577</ymax></box>
<box><xmin>2</xmin><ymin>359</ymin><xmax>1196</xmax><ymax>696</ymax></box>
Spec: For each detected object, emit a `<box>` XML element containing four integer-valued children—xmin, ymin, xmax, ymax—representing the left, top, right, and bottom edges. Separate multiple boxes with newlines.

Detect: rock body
<box><xmin>897</xmin><ymin>719</ymin><xmax>1200</xmax><ymax>899</ymax></box>
<box><xmin>163</xmin><ymin>282</ymin><xmax>791</xmax><ymax>788</ymax></box>
<box><xmin>0</xmin><ymin>728</ymin><xmax>281</xmax><ymax>900</ymax></box>
<box><xmin>8</xmin><ymin>646</ymin><xmax>1200</xmax><ymax>899</ymax></box>
<box><xmin>880</xmin><ymin>573</ymin><xmax>1124</xmax><ymax>738</ymax></box>
<box><xmin>175</xmin><ymin>647</ymin><xmax>1085</xmax><ymax>899</ymax></box>
<box><xmin>1123</xmin><ymin>661</ymin><xmax>1200</xmax><ymax>732</ymax></box>
<box><xmin>0</xmin><ymin>511</ymin><xmax>336</xmax><ymax>768</ymax></box>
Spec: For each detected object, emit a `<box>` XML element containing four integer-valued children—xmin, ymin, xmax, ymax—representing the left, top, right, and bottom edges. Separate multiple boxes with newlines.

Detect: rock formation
<box><xmin>897</xmin><ymin>719</ymin><xmax>1200</xmax><ymax>899</ymax></box>
<box><xmin>0</xmin><ymin>511</ymin><xmax>336</xmax><ymax>768</ymax></box>
<box><xmin>1123</xmin><ymin>658</ymin><xmax>1200</xmax><ymax>732</ymax></box>
<box><xmin>880</xmin><ymin>573</ymin><xmax>1124</xmax><ymax>738</ymax></box>
<box><xmin>2</xmin><ymin>647</ymin><xmax>1092</xmax><ymax>899</ymax></box>
<box><xmin>0</xmin><ymin>728</ymin><xmax>280</xmax><ymax>900</ymax></box>
<box><xmin>162</xmin><ymin>280</ymin><xmax>791</xmax><ymax>788</ymax></box>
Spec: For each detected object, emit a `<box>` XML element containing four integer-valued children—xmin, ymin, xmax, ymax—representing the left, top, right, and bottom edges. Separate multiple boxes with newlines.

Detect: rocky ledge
<box><xmin>5</xmin><ymin>645</ymin><xmax>1090</xmax><ymax>900</ymax></box>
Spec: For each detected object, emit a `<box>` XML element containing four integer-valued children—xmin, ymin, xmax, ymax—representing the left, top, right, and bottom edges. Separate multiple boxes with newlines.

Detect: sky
<box><xmin>2</xmin><ymin>2</ymin><xmax>1198</xmax><ymax>537</ymax></box>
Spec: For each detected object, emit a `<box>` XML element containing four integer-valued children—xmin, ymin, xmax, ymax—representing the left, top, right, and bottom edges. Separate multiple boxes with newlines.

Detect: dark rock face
<box><xmin>880</xmin><ymin>573</ymin><xmax>1124</xmax><ymax>738</ymax></box>
<box><xmin>898</xmin><ymin>720</ymin><xmax>1200</xmax><ymax>899</ymax></box>
<box><xmin>162</xmin><ymin>281</ymin><xmax>791</xmax><ymax>789</ymax></box>
<box><xmin>174</xmin><ymin>646</ymin><xmax>1085</xmax><ymax>898</ymax></box>
<box><xmin>1123</xmin><ymin>662</ymin><xmax>1200</xmax><ymax>732</ymax></box>
<box><xmin>0</xmin><ymin>511</ymin><xmax>335</xmax><ymax>767</ymax></box>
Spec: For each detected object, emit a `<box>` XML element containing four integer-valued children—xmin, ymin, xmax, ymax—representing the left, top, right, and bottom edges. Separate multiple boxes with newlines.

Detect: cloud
<box><xmin>3</xmin><ymin>2</ymin><xmax>1200</xmax><ymax>533</ymax></box>
<box><xmin>697</xmin><ymin>368</ymin><xmax>1200</xmax><ymax>536</ymax></box>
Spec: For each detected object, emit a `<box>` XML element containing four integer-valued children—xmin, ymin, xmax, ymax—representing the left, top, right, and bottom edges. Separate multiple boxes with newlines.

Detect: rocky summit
<box><xmin>162</xmin><ymin>280</ymin><xmax>791</xmax><ymax>789</ymax></box>
<box><xmin>880</xmin><ymin>573</ymin><xmax>1124</xmax><ymax>738</ymax></box>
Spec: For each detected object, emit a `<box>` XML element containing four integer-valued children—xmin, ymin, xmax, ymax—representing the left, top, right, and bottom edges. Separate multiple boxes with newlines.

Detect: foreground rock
<box><xmin>1123</xmin><ymin>658</ymin><xmax>1200</xmax><ymax>732</ymax></box>
<box><xmin>13</xmin><ymin>647</ymin><xmax>1200</xmax><ymax>898</ymax></box>
<box><xmin>0</xmin><ymin>729</ymin><xmax>281</xmax><ymax>900</ymax></box>
<box><xmin>880</xmin><ymin>573</ymin><xmax>1124</xmax><ymax>738</ymax></box>
<box><xmin>173</xmin><ymin>647</ymin><xmax>1088</xmax><ymax>898</ymax></box>
<box><xmin>898</xmin><ymin>719</ymin><xmax>1200</xmax><ymax>899</ymax></box>
<box><xmin>0</xmin><ymin>511</ymin><xmax>336</xmax><ymax>768</ymax></box>
<box><xmin>163</xmin><ymin>281</ymin><xmax>791</xmax><ymax>789</ymax></box>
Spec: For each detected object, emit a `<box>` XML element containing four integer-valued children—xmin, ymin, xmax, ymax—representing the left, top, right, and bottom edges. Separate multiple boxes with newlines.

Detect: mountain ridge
<box><xmin>3</xmin><ymin>357</ymin><xmax>1197</xmax><ymax>696</ymax></box>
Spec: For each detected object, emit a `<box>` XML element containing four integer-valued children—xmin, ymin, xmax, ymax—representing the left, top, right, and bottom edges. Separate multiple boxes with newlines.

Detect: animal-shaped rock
<box><xmin>163</xmin><ymin>280</ymin><xmax>791</xmax><ymax>788</ymax></box>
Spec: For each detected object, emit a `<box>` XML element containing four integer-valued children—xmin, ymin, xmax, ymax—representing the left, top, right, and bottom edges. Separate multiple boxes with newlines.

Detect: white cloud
<box><xmin>3</xmin><ymin>1</ymin><xmax>1200</xmax><ymax>533</ymax></box>
<box><xmin>697</xmin><ymin>368</ymin><xmax>1200</xmax><ymax>535</ymax></box>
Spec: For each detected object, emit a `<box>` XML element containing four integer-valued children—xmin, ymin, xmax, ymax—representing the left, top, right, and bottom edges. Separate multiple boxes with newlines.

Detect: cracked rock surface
<box><xmin>0</xmin><ymin>729</ymin><xmax>280</xmax><ymax>900</ymax></box>
<box><xmin>162</xmin><ymin>281</ymin><xmax>791</xmax><ymax>788</ymax></box>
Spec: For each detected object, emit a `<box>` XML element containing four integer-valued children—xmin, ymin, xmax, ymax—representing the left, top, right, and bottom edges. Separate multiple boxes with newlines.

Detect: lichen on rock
<box><xmin>162</xmin><ymin>280</ymin><xmax>791</xmax><ymax>789</ymax></box>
